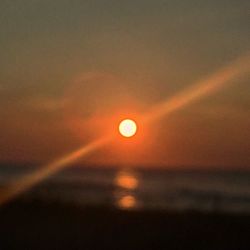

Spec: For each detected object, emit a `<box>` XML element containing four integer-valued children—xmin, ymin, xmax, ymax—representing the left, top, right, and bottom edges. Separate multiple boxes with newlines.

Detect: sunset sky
<box><xmin>0</xmin><ymin>0</ymin><xmax>249</xmax><ymax>168</ymax></box>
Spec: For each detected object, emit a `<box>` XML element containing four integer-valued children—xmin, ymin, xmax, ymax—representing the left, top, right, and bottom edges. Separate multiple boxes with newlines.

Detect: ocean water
<box><xmin>1</xmin><ymin>165</ymin><xmax>250</xmax><ymax>213</ymax></box>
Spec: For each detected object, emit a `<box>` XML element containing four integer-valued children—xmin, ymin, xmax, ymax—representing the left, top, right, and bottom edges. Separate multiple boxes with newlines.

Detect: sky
<box><xmin>0</xmin><ymin>0</ymin><xmax>249</xmax><ymax>168</ymax></box>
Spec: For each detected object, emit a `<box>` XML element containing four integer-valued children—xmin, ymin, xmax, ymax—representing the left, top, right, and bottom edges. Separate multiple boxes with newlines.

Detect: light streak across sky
<box><xmin>0</xmin><ymin>136</ymin><xmax>111</xmax><ymax>205</ymax></box>
<box><xmin>143</xmin><ymin>53</ymin><xmax>250</xmax><ymax>123</ymax></box>
<box><xmin>0</xmin><ymin>52</ymin><xmax>249</xmax><ymax>206</ymax></box>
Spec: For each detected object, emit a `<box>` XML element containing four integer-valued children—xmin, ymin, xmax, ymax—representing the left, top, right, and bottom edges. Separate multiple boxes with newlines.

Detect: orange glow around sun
<box><xmin>119</xmin><ymin>119</ymin><xmax>137</xmax><ymax>138</ymax></box>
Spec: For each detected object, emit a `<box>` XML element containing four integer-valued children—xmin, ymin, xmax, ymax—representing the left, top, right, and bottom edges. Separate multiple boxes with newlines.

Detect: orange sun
<box><xmin>119</xmin><ymin>119</ymin><xmax>137</xmax><ymax>138</ymax></box>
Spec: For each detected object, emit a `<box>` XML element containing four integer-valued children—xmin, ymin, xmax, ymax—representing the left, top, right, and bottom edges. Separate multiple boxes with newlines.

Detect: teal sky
<box><xmin>0</xmin><ymin>0</ymin><xmax>249</xmax><ymax>168</ymax></box>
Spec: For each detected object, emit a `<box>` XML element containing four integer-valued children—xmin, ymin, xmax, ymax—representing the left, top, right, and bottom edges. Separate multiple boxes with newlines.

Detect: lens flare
<box><xmin>0</xmin><ymin>136</ymin><xmax>111</xmax><ymax>206</ymax></box>
<box><xmin>143</xmin><ymin>53</ymin><xmax>250</xmax><ymax>123</ymax></box>
<box><xmin>0</xmin><ymin>52</ymin><xmax>249</xmax><ymax>207</ymax></box>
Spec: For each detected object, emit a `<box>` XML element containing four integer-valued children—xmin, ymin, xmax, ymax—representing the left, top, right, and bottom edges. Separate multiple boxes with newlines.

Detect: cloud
<box><xmin>27</xmin><ymin>96</ymin><xmax>69</xmax><ymax>112</ymax></box>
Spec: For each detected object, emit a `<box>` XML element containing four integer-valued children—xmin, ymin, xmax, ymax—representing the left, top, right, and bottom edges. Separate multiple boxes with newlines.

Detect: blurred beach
<box><xmin>1</xmin><ymin>164</ymin><xmax>250</xmax><ymax>250</ymax></box>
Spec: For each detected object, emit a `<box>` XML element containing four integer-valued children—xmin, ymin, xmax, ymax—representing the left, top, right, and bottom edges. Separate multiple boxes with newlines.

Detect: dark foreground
<box><xmin>0</xmin><ymin>201</ymin><xmax>250</xmax><ymax>250</ymax></box>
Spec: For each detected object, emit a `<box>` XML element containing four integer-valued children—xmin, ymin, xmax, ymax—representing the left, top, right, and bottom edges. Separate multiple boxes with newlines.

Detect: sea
<box><xmin>0</xmin><ymin>164</ymin><xmax>250</xmax><ymax>213</ymax></box>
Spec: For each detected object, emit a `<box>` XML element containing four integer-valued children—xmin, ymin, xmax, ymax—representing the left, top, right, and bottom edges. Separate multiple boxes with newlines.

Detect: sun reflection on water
<box><xmin>114</xmin><ymin>170</ymin><xmax>139</xmax><ymax>210</ymax></box>
<box><xmin>114</xmin><ymin>171</ymin><xmax>138</xmax><ymax>190</ymax></box>
<box><xmin>117</xmin><ymin>195</ymin><xmax>136</xmax><ymax>209</ymax></box>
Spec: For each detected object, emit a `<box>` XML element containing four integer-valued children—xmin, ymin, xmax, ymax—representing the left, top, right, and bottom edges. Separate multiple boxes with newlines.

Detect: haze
<box><xmin>0</xmin><ymin>0</ymin><xmax>249</xmax><ymax>168</ymax></box>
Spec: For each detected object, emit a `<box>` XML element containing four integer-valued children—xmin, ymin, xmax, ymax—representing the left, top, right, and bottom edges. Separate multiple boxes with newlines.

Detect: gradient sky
<box><xmin>0</xmin><ymin>0</ymin><xmax>249</xmax><ymax>168</ymax></box>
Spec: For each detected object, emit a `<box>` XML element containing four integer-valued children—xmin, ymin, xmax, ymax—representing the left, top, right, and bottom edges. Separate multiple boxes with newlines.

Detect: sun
<box><xmin>119</xmin><ymin>119</ymin><xmax>137</xmax><ymax>138</ymax></box>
